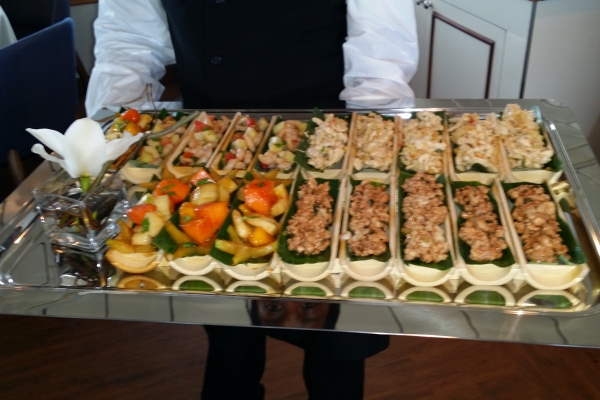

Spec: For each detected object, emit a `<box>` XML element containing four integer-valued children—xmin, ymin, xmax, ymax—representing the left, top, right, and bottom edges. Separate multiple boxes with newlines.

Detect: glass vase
<box><xmin>33</xmin><ymin>169</ymin><xmax>128</xmax><ymax>252</ymax></box>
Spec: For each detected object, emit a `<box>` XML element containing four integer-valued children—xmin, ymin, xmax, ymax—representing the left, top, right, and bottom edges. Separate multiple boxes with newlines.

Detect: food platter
<box><xmin>0</xmin><ymin>103</ymin><xmax>598</xmax><ymax>319</ymax></box>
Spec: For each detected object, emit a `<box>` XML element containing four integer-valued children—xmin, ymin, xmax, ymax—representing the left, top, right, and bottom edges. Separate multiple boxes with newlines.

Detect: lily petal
<box><xmin>105</xmin><ymin>131</ymin><xmax>143</xmax><ymax>161</ymax></box>
<box><xmin>31</xmin><ymin>144</ymin><xmax>68</xmax><ymax>172</ymax></box>
<box><xmin>25</xmin><ymin>128</ymin><xmax>66</xmax><ymax>157</ymax></box>
<box><xmin>63</xmin><ymin>118</ymin><xmax>106</xmax><ymax>178</ymax></box>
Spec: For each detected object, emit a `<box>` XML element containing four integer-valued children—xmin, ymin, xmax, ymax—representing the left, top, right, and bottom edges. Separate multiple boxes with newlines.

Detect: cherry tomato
<box><xmin>121</xmin><ymin>108</ymin><xmax>141</xmax><ymax>123</ymax></box>
<box><xmin>224</xmin><ymin>152</ymin><xmax>236</xmax><ymax>162</ymax></box>
<box><xmin>153</xmin><ymin>179</ymin><xmax>191</xmax><ymax>204</ymax></box>
<box><xmin>243</xmin><ymin>179</ymin><xmax>277</xmax><ymax>215</ymax></box>
<box><xmin>127</xmin><ymin>204</ymin><xmax>157</xmax><ymax>225</ymax></box>
<box><xmin>195</xmin><ymin>120</ymin><xmax>211</xmax><ymax>131</ymax></box>
<box><xmin>183</xmin><ymin>151</ymin><xmax>195</xmax><ymax>159</ymax></box>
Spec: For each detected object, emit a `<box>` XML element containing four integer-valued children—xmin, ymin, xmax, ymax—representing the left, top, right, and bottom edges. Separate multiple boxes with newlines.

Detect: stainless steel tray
<box><xmin>2</xmin><ymin>100</ymin><xmax>600</xmax><ymax>347</ymax></box>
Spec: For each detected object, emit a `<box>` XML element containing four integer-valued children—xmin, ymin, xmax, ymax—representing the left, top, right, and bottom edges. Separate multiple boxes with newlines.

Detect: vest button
<box><xmin>211</xmin><ymin>56</ymin><xmax>223</xmax><ymax>65</ymax></box>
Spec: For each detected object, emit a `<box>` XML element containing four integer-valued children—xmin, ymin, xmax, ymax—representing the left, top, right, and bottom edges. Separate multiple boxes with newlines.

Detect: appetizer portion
<box><xmin>506</xmin><ymin>184</ymin><xmax>569</xmax><ymax>263</ymax></box>
<box><xmin>176</xmin><ymin>113</ymin><xmax>230</xmax><ymax>167</ymax></box>
<box><xmin>105</xmin><ymin>107</ymin><xmax>154</xmax><ymax>140</ymax></box>
<box><xmin>347</xmin><ymin>181</ymin><xmax>390</xmax><ymax>257</ymax></box>
<box><xmin>399</xmin><ymin>111</ymin><xmax>446</xmax><ymax>174</ymax></box>
<box><xmin>401</xmin><ymin>173</ymin><xmax>449</xmax><ymax>264</ymax></box>
<box><xmin>496</xmin><ymin>104</ymin><xmax>554</xmax><ymax>169</ymax></box>
<box><xmin>286</xmin><ymin>177</ymin><xmax>334</xmax><ymax>255</ymax></box>
<box><xmin>449</xmin><ymin>113</ymin><xmax>500</xmax><ymax>173</ymax></box>
<box><xmin>454</xmin><ymin>185</ymin><xmax>507</xmax><ymax>262</ymax></box>
<box><xmin>257</xmin><ymin>119</ymin><xmax>307</xmax><ymax>173</ymax></box>
<box><xmin>352</xmin><ymin>112</ymin><xmax>395</xmax><ymax>172</ymax></box>
<box><xmin>213</xmin><ymin>178</ymin><xmax>290</xmax><ymax>265</ymax></box>
<box><xmin>220</xmin><ymin>115</ymin><xmax>270</xmax><ymax>171</ymax></box>
<box><xmin>305</xmin><ymin>113</ymin><xmax>349</xmax><ymax>170</ymax></box>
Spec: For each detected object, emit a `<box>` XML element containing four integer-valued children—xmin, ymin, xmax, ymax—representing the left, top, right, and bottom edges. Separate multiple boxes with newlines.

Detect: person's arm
<box><xmin>85</xmin><ymin>0</ymin><xmax>175</xmax><ymax>117</ymax></box>
<box><xmin>340</xmin><ymin>0</ymin><xmax>419</xmax><ymax>108</ymax></box>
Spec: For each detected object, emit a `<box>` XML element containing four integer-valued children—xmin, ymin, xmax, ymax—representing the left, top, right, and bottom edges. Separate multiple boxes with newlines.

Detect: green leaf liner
<box><xmin>351</xmin><ymin>112</ymin><xmax>396</xmax><ymax>174</ymax></box>
<box><xmin>399</xmin><ymin>111</ymin><xmax>447</xmax><ymax>174</ymax></box>
<box><xmin>290</xmin><ymin>286</ymin><xmax>327</xmax><ymax>297</ymax></box>
<box><xmin>405</xmin><ymin>291</ymin><xmax>444</xmax><ymax>303</ymax></box>
<box><xmin>398</xmin><ymin>171</ymin><xmax>453</xmax><ymax>271</ymax></box>
<box><xmin>254</xmin><ymin>116</ymin><xmax>298</xmax><ymax>174</ymax></box>
<box><xmin>294</xmin><ymin>108</ymin><xmax>352</xmax><ymax>172</ymax></box>
<box><xmin>178</xmin><ymin>280</ymin><xmax>214</xmax><ymax>292</ymax></box>
<box><xmin>278</xmin><ymin>173</ymin><xmax>340</xmax><ymax>264</ymax></box>
<box><xmin>348</xmin><ymin>286</ymin><xmax>386</xmax><ymax>299</ymax></box>
<box><xmin>209</xmin><ymin>182</ymin><xmax>290</xmax><ymax>266</ymax></box>
<box><xmin>527</xmin><ymin>294</ymin><xmax>572</xmax><ymax>309</ymax></box>
<box><xmin>501</xmin><ymin>181</ymin><xmax>587</xmax><ymax>265</ymax></box>
<box><xmin>346</xmin><ymin>178</ymin><xmax>392</xmax><ymax>263</ymax></box>
<box><xmin>234</xmin><ymin>286</ymin><xmax>267</xmax><ymax>294</ymax></box>
<box><xmin>450</xmin><ymin>181</ymin><xmax>515</xmax><ymax>267</ymax></box>
<box><xmin>464</xmin><ymin>291</ymin><xmax>506</xmax><ymax>306</ymax></box>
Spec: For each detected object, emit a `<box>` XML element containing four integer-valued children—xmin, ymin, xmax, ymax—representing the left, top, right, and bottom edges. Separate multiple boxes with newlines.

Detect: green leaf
<box><xmin>157</xmin><ymin>108</ymin><xmax>169</xmax><ymax>120</ymax></box>
<box><xmin>406</xmin><ymin>291</ymin><xmax>444</xmax><ymax>303</ymax></box>
<box><xmin>465</xmin><ymin>291</ymin><xmax>506</xmax><ymax>306</ymax></box>
<box><xmin>178</xmin><ymin>280</ymin><xmax>214</xmax><ymax>291</ymax></box>
<box><xmin>290</xmin><ymin>286</ymin><xmax>327</xmax><ymax>296</ymax></box>
<box><xmin>294</xmin><ymin>108</ymin><xmax>351</xmax><ymax>171</ymax></box>
<box><xmin>527</xmin><ymin>295</ymin><xmax>572</xmax><ymax>309</ymax></box>
<box><xmin>398</xmin><ymin>171</ymin><xmax>452</xmax><ymax>270</ymax></box>
<box><xmin>451</xmin><ymin>181</ymin><xmax>515</xmax><ymax>267</ymax></box>
<box><xmin>234</xmin><ymin>286</ymin><xmax>267</xmax><ymax>294</ymax></box>
<box><xmin>141</xmin><ymin>218</ymin><xmax>149</xmax><ymax>232</ymax></box>
<box><xmin>277</xmin><ymin>173</ymin><xmax>340</xmax><ymax>264</ymax></box>
<box><xmin>501</xmin><ymin>181</ymin><xmax>586</xmax><ymax>265</ymax></box>
<box><xmin>348</xmin><ymin>287</ymin><xmax>386</xmax><ymax>299</ymax></box>
<box><xmin>195</xmin><ymin>178</ymin><xmax>212</xmax><ymax>186</ymax></box>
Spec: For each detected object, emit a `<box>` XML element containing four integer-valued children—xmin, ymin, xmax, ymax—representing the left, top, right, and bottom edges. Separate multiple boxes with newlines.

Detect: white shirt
<box><xmin>85</xmin><ymin>0</ymin><xmax>418</xmax><ymax>116</ymax></box>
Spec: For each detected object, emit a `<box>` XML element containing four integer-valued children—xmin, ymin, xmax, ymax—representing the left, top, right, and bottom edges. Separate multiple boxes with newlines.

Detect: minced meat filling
<box><xmin>286</xmin><ymin>178</ymin><xmax>333</xmax><ymax>256</ymax></box>
<box><xmin>348</xmin><ymin>181</ymin><xmax>390</xmax><ymax>257</ymax></box>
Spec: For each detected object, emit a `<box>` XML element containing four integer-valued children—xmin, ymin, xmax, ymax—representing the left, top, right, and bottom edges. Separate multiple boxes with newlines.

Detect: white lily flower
<box><xmin>27</xmin><ymin>117</ymin><xmax>143</xmax><ymax>181</ymax></box>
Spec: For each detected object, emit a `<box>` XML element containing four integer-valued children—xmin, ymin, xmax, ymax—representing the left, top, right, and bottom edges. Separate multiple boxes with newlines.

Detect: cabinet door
<box><xmin>409</xmin><ymin>0</ymin><xmax>532</xmax><ymax>99</ymax></box>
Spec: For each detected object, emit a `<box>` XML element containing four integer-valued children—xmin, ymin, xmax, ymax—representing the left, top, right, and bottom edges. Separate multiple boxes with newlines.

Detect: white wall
<box><xmin>70</xmin><ymin>3</ymin><xmax>98</xmax><ymax>74</ymax></box>
<box><xmin>524</xmin><ymin>0</ymin><xmax>600</xmax><ymax>153</ymax></box>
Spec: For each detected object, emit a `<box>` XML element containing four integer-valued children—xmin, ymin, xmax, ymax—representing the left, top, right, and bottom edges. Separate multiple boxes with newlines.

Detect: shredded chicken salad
<box><xmin>305</xmin><ymin>114</ymin><xmax>349</xmax><ymax>170</ymax></box>
<box><xmin>352</xmin><ymin>113</ymin><xmax>395</xmax><ymax>172</ymax></box>
<box><xmin>400</xmin><ymin>111</ymin><xmax>446</xmax><ymax>174</ymax></box>
<box><xmin>493</xmin><ymin>104</ymin><xmax>554</xmax><ymax>169</ymax></box>
<box><xmin>347</xmin><ymin>181</ymin><xmax>390</xmax><ymax>257</ymax></box>
<box><xmin>449</xmin><ymin>113</ymin><xmax>500</xmax><ymax>173</ymax></box>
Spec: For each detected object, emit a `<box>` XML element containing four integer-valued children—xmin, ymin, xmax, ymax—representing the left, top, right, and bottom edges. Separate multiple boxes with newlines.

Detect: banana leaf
<box><xmin>346</xmin><ymin>178</ymin><xmax>392</xmax><ymax>263</ymax></box>
<box><xmin>351</xmin><ymin>112</ymin><xmax>396</xmax><ymax>174</ymax></box>
<box><xmin>405</xmin><ymin>291</ymin><xmax>444</xmax><ymax>303</ymax></box>
<box><xmin>464</xmin><ymin>290</ymin><xmax>506</xmax><ymax>306</ymax></box>
<box><xmin>178</xmin><ymin>280</ymin><xmax>214</xmax><ymax>291</ymax></box>
<box><xmin>290</xmin><ymin>286</ymin><xmax>327</xmax><ymax>296</ymax></box>
<box><xmin>501</xmin><ymin>181</ymin><xmax>586</xmax><ymax>265</ymax></box>
<box><xmin>234</xmin><ymin>286</ymin><xmax>267</xmax><ymax>294</ymax></box>
<box><xmin>451</xmin><ymin>181</ymin><xmax>515</xmax><ymax>267</ymax></box>
<box><xmin>294</xmin><ymin>108</ymin><xmax>351</xmax><ymax>171</ymax></box>
<box><xmin>526</xmin><ymin>294</ymin><xmax>572</xmax><ymax>309</ymax></box>
<box><xmin>399</xmin><ymin>111</ymin><xmax>446</xmax><ymax>173</ymax></box>
<box><xmin>398</xmin><ymin>171</ymin><xmax>453</xmax><ymax>271</ymax></box>
<box><xmin>278</xmin><ymin>173</ymin><xmax>340</xmax><ymax>264</ymax></box>
<box><xmin>348</xmin><ymin>286</ymin><xmax>386</xmax><ymax>299</ymax></box>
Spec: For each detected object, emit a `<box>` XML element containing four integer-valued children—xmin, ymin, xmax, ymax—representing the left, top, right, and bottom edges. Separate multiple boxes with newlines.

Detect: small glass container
<box><xmin>33</xmin><ymin>169</ymin><xmax>127</xmax><ymax>252</ymax></box>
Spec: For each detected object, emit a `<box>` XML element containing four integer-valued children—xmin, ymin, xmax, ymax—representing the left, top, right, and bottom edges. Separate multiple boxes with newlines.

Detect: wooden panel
<box><xmin>428</xmin><ymin>12</ymin><xmax>494</xmax><ymax>99</ymax></box>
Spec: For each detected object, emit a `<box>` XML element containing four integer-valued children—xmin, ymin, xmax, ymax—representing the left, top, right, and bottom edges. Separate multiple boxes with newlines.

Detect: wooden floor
<box><xmin>0</xmin><ymin>314</ymin><xmax>599</xmax><ymax>399</ymax></box>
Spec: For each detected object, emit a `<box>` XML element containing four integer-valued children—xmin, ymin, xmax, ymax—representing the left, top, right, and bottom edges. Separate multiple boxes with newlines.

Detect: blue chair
<box><xmin>0</xmin><ymin>17</ymin><xmax>78</xmax><ymax>181</ymax></box>
<box><xmin>0</xmin><ymin>0</ymin><xmax>70</xmax><ymax>40</ymax></box>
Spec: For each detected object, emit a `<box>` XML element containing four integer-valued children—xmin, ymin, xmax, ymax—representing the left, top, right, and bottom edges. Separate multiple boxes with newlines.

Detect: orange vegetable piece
<box><xmin>153</xmin><ymin>179</ymin><xmax>191</xmax><ymax>204</ymax></box>
<box><xmin>189</xmin><ymin>168</ymin><xmax>216</xmax><ymax>186</ymax></box>
<box><xmin>127</xmin><ymin>204</ymin><xmax>157</xmax><ymax>225</ymax></box>
<box><xmin>180</xmin><ymin>202</ymin><xmax>229</xmax><ymax>245</ymax></box>
<box><xmin>243</xmin><ymin>179</ymin><xmax>277</xmax><ymax>215</ymax></box>
<box><xmin>248</xmin><ymin>227</ymin><xmax>274</xmax><ymax>247</ymax></box>
<box><xmin>124</xmin><ymin>122</ymin><xmax>144</xmax><ymax>136</ymax></box>
<box><xmin>121</xmin><ymin>108</ymin><xmax>141</xmax><ymax>123</ymax></box>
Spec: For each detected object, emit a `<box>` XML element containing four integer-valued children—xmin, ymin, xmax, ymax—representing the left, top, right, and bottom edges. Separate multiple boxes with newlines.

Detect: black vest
<box><xmin>161</xmin><ymin>0</ymin><xmax>347</xmax><ymax>109</ymax></box>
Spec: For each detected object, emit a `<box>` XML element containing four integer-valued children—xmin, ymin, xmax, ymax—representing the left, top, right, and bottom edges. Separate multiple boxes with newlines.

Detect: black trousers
<box><xmin>201</xmin><ymin>325</ymin><xmax>389</xmax><ymax>400</ymax></box>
